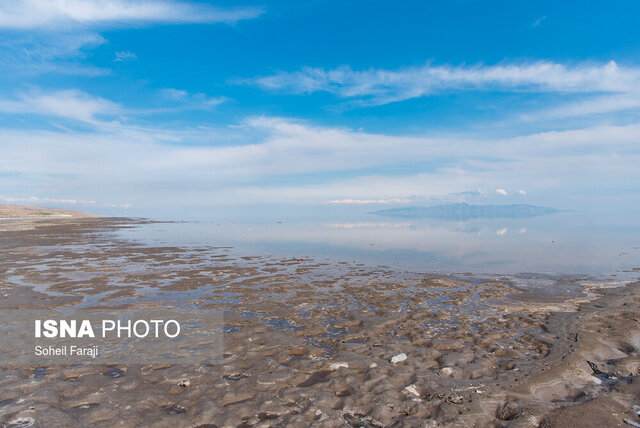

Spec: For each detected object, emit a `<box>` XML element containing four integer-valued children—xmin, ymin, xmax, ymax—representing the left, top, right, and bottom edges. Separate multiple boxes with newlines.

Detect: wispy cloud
<box><xmin>520</xmin><ymin>93</ymin><xmax>640</xmax><ymax>121</ymax></box>
<box><xmin>326</xmin><ymin>198</ymin><xmax>412</xmax><ymax>205</ymax></box>
<box><xmin>328</xmin><ymin>222</ymin><xmax>412</xmax><ymax>229</ymax></box>
<box><xmin>0</xmin><ymin>31</ymin><xmax>109</xmax><ymax>75</ymax></box>
<box><xmin>496</xmin><ymin>188</ymin><xmax>508</xmax><ymax>196</ymax></box>
<box><xmin>0</xmin><ymin>1</ymin><xmax>263</xmax><ymax>76</ymax></box>
<box><xmin>157</xmin><ymin>88</ymin><xmax>227</xmax><ymax>110</ymax></box>
<box><xmin>0</xmin><ymin>89</ymin><xmax>120</xmax><ymax>123</ymax></box>
<box><xmin>0</xmin><ymin>0</ymin><xmax>264</xmax><ymax>30</ymax></box>
<box><xmin>114</xmin><ymin>50</ymin><xmax>136</xmax><ymax>62</ymax></box>
<box><xmin>430</xmin><ymin>190</ymin><xmax>484</xmax><ymax>203</ymax></box>
<box><xmin>0</xmin><ymin>88</ymin><xmax>227</xmax><ymax>125</ymax></box>
<box><xmin>2</xmin><ymin>112</ymin><xmax>639</xmax><ymax>211</ymax></box>
<box><xmin>532</xmin><ymin>16</ymin><xmax>547</xmax><ymax>28</ymax></box>
<box><xmin>246</xmin><ymin>61</ymin><xmax>640</xmax><ymax>115</ymax></box>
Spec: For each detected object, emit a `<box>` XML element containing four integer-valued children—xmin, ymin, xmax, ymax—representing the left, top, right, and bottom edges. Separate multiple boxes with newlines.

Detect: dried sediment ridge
<box><xmin>0</xmin><ymin>204</ymin><xmax>99</xmax><ymax>233</ymax></box>
<box><xmin>0</xmin><ymin>215</ymin><xmax>639</xmax><ymax>427</ymax></box>
<box><xmin>0</xmin><ymin>204</ymin><xmax>98</xmax><ymax>219</ymax></box>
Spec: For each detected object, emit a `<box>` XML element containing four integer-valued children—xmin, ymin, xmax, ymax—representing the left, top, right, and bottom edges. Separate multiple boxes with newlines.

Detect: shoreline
<box><xmin>0</xmin><ymin>214</ymin><xmax>639</xmax><ymax>427</ymax></box>
<box><xmin>0</xmin><ymin>204</ymin><xmax>100</xmax><ymax>218</ymax></box>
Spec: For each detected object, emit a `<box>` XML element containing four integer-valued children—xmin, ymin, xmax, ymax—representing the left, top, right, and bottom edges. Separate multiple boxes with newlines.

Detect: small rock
<box><xmin>329</xmin><ymin>362</ymin><xmax>349</xmax><ymax>371</ymax></box>
<box><xmin>178</xmin><ymin>379</ymin><xmax>190</xmax><ymax>387</ymax></box>
<box><xmin>404</xmin><ymin>384</ymin><xmax>420</xmax><ymax>397</ymax></box>
<box><xmin>440</xmin><ymin>367</ymin><xmax>454</xmax><ymax>376</ymax></box>
<box><xmin>390</xmin><ymin>353</ymin><xmax>407</xmax><ymax>364</ymax></box>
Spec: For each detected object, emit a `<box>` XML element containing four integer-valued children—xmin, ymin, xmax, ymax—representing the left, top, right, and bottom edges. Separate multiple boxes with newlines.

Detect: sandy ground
<box><xmin>0</xmin><ymin>204</ymin><xmax>98</xmax><ymax>233</ymax></box>
<box><xmin>0</xmin><ymin>204</ymin><xmax>98</xmax><ymax>219</ymax></box>
<box><xmin>0</xmin><ymin>209</ymin><xmax>639</xmax><ymax>427</ymax></box>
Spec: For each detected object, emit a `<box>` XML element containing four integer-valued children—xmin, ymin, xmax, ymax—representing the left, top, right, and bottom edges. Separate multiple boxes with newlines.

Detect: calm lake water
<box><xmin>117</xmin><ymin>206</ymin><xmax>640</xmax><ymax>281</ymax></box>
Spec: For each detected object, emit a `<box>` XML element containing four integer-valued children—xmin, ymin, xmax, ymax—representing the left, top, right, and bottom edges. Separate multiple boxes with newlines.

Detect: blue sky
<box><xmin>1</xmin><ymin>0</ymin><xmax>639</xmax><ymax>217</ymax></box>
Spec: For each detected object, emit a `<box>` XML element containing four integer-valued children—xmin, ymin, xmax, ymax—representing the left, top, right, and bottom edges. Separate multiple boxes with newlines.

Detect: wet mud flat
<box><xmin>1</xmin><ymin>217</ymin><xmax>640</xmax><ymax>427</ymax></box>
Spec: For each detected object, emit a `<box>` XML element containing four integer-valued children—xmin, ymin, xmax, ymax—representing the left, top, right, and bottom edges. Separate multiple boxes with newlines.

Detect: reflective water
<box><xmin>116</xmin><ymin>205</ymin><xmax>640</xmax><ymax>281</ymax></box>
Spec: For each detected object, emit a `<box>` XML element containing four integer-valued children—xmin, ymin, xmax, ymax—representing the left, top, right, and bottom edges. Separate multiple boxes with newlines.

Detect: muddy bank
<box><xmin>0</xmin><ymin>216</ymin><xmax>639</xmax><ymax>427</ymax></box>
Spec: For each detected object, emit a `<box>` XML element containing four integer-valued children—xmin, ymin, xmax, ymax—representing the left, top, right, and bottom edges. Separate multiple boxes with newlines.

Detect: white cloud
<box><xmin>247</xmin><ymin>61</ymin><xmax>640</xmax><ymax>117</ymax></box>
<box><xmin>161</xmin><ymin>88</ymin><xmax>189</xmax><ymax>100</ymax></box>
<box><xmin>2</xmin><ymin>112</ymin><xmax>640</xmax><ymax>212</ymax></box>
<box><xmin>0</xmin><ymin>89</ymin><xmax>120</xmax><ymax>123</ymax></box>
<box><xmin>517</xmin><ymin>189</ymin><xmax>527</xmax><ymax>195</ymax></box>
<box><xmin>429</xmin><ymin>190</ymin><xmax>484</xmax><ymax>203</ymax></box>
<box><xmin>0</xmin><ymin>32</ymin><xmax>109</xmax><ymax>75</ymax></box>
<box><xmin>0</xmin><ymin>1</ymin><xmax>263</xmax><ymax>76</ymax></box>
<box><xmin>496</xmin><ymin>189</ymin><xmax>508</xmax><ymax>196</ymax></box>
<box><xmin>0</xmin><ymin>88</ymin><xmax>227</xmax><ymax>124</ymax></box>
<box><xmin>157</xmin><ymin>88</ymin><xmax>227</xmax><ymax>110</ymax></box>
<box><xmin>251</xmin><ymin>61</ymin><xmax>638</xmax><ymax>96</ymax></box>
<box><xmin>496</xmin><ymin>228</ymin><xmax>508</xmax><ymax>235</ymax></box>
<box><xmin>326</xmin><ymin>198</ymin><xmax>412</xmax><ymax>205</ymax></box>
<box><xmin>0</xmin><ymin>0</ymin><xmax>264</xmax><ymax>29</ymax></box>
<box><xmin>114</xmin><ymin>50</ymin><xmax>136</xmax><ymax>62</ymax></box>
<box><xmin>328</xmin><ymin>222</ymin><xmax>412</xmax><ymax>229</ymax></box>
<box><xmin>532</xmin><ymin>16</ymin><xmax>546</xmax><ymax>28</ymax></box>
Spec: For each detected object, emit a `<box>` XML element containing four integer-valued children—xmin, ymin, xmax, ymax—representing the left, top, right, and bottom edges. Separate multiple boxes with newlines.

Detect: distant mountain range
<box><xmin>373</xmin><ymin>203</ymin><xmax>561</xmax><ymax>221</ymax></box>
